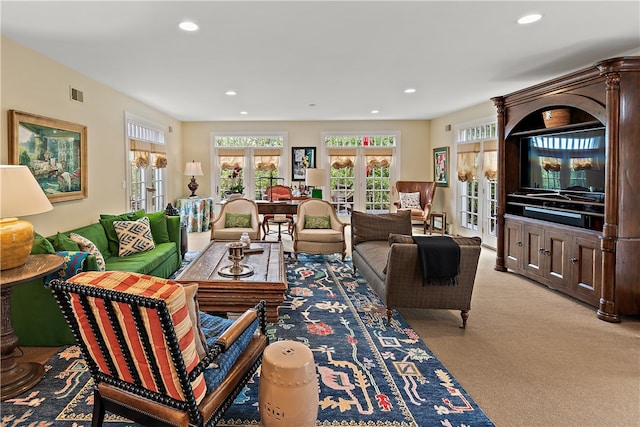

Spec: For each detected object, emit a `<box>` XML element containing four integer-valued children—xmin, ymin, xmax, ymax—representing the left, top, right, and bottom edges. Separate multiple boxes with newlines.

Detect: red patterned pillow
<box><xmin>66</xmin><ymin>271</ymin><xmax>206</xmax><ymax>404</ymax></box>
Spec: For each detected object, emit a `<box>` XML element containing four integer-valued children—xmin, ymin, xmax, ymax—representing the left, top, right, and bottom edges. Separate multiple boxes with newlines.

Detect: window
<box><xmin>324</xmin><ymin>134</ymin><xmax>397</xmax><ymax>214</ymax></box>
<box><xmin>126</xmin><ymin>115</ymin><xmax>167</xmax><ymax>213</ymax></box>
<box><xmin>455</xmin><ymin>120</ymin><xmax>497</xmax><ymax>247</ymax></box>
<box><xmin>213</xmin><ymin>133</ymin><xmax>286</xmax><ymax>200</ymax></box>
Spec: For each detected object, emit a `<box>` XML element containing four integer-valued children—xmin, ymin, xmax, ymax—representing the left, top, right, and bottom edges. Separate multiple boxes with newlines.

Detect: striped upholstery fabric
<box><xmin>66</xmin><ymin>271</ymin><xmax>206</xmax><ymax>404</ymax></box>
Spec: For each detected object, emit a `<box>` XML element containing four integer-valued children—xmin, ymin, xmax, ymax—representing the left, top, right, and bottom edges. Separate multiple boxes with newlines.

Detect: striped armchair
<box><xmin>50</xmin><ymin>271</ymin><xmax>268</xmax><ymax>427</ymax></box>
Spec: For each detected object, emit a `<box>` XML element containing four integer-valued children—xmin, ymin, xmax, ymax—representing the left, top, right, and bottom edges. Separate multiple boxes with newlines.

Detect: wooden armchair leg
<box><xmin>460</xmin><ymin>310</ymin><xmax>469</xmax><ymax>329</ymax></box>
<box><xmin>386</xmin><ymin>308</ymin><xmax>393</xmax><ymax>326</ymax></box>
<box><xmin>92</xmin><ymin>389</ymin><xmax>106</xmax><ymax>427</ymax></box>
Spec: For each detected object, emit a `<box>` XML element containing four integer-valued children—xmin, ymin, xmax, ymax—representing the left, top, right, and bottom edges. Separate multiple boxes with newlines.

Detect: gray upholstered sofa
<box><xmin>350</xmin><ymin>210</ymin><xmax>482</xmax><ymax>328</ymax></box>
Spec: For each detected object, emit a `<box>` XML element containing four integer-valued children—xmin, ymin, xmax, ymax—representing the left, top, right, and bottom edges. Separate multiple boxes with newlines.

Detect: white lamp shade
<box><xmin>184</xmin><ymin>161</ymin><xmax>204</xmax><ymax>176</ymax></box>
<box><xmin>0</xmin><ymin>165</ymin><xmax>53</xmax><ymax>218</ymax></box>
<box><xmin>306</xmin><ymin>168</ymin><xmax>326</xmax><ymax>187</ymax></box>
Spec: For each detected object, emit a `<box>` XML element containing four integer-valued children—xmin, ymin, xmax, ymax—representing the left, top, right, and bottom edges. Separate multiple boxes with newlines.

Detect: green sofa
<box><xmin>11</xmin><ymin>210</ymin><xmax>182</xmax><ymax>346</ymax></box>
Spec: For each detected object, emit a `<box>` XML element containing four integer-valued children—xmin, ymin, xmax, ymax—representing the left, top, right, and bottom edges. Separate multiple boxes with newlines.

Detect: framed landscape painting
<box><xmin>291</xmin><ymin>146</ymin><xmax>316</xmax><ymax>181</ymax></box>
<box><xmin>9</xmin><ymin>110</ymin><xmax>88</xmax><ymax>202</ymax></box>
<box><xmin>433</xmin><ymin>146</ymin><xmax>449</xmax><ymax>187</ymax></box>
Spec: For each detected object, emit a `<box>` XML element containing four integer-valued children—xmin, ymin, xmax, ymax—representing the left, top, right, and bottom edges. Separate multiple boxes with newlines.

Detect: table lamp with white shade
<box><xmin>306</xmin><ymin>168</ymin><xmax>326</xmax><ymax>199</ymax></box>
<box><xmin>184</xmin><ymin>160</ymin><xmax>204</xmax><ymax>197</ymax></box>
<box><xmin>0</xmin><ymin>165</ymin><xmax>53</xmax><ymax>270</ymax></box>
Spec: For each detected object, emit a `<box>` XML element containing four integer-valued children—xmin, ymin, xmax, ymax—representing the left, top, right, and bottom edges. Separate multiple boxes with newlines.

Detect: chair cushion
<box><xmin>66</xmin><ymin>271</ymin><xmax>207</xmax><ymax>404</ymax></box>
<box><xmin>297</xmin><ymin>228</ymin><xmax>344</xmax><ymax>243</ymax></box>
<box><xmin>200</xmin><ymin>312</ymin><xmax>258</xmax><ymax>391</ymax></box>
<box><xmin>70</xmin><ymin>233</ymin><xmax>106</xmax><ymax>271</ymax></box>
<box><xmin>304</xmin><ymin>215</ymin><xmax>331</xmax><ymax>229</ymax></box>
<box><xmin>399</xmin><ymin>191</ymin><xmax>421</xmax><ymax>209</ymax></box>
<box><xmin>113</xmin><ymin>216</ymin><xmax>156</xmax><ymax>257</ymax></box>
<box><xmin>225</xmin><ymin>213</ymin><xmax>252</xmax><ymax>228</ymax></box>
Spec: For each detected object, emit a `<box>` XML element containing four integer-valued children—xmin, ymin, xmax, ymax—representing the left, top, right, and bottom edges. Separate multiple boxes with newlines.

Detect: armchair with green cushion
<box><xmin>293</xmin><ymin>199</ymin><xmax>346</xmax><ymax>261</ymax></box>
<box><xmin>211</xmin><ymin>198</ymin><xmax>261</xmax><ymax>241</ymax></box>
<box><xmin>11</xmin><ymin>210</ymin><xmax>182</xmax><ymax>346</ymax></box>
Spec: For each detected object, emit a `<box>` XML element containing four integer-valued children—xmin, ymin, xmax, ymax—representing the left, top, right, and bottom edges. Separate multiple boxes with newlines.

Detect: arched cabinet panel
<box><xmin>493</xmin><ymin>56</ymin><xmax>640</xmax><ymax>322</ymax></box>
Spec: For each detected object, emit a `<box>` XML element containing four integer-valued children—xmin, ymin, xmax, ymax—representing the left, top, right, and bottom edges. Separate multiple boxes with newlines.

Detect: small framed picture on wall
<box><xmin>433</xmin><ymin>147</ymin><xmax>449</xmax><ymax>187</ymax></box>
<box><xmin>291</xmin><ymin>147</ymin><xmax>316</xmax><ymax>181</ymax></box>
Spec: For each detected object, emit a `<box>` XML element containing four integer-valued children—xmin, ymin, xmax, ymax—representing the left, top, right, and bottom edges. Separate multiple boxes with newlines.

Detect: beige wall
<box><xmin>2</xmin><ymin>36</ymin><xmax>499</xmax><ymax>238</ymax></box>
<box><xmin>1</xmin><ymin>37</ymin><xmax>183</xmax><ymax>236</ymax></box>
<box><xmin>182</xmin><ymin>120</ymin><xmax>431</xmax><ymax>199</ymax></box>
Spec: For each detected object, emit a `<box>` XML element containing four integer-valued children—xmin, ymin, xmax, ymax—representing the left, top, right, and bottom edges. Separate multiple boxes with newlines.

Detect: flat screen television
<box><xmin>520</xmin><ymin>126</ymin><xmax>606</xmax><ymax>193</ymax></box>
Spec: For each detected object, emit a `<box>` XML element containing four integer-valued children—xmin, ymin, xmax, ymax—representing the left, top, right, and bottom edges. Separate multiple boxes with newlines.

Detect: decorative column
<box><xmin>596</xmin><ymin>71</ymin><xmax>621</xmax><ymax>323</ymax></box>
<box><xmin>491</xmin><ymin>96</ymin><xmax>507</xmax><ymax>272</ymax></box>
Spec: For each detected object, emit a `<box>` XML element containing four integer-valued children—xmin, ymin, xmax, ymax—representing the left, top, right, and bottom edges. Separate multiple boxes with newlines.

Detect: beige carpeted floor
<box><xmin>21</xmin><ymin>226</ymin><xmax>639</xmax><ymax>426</ymax></box>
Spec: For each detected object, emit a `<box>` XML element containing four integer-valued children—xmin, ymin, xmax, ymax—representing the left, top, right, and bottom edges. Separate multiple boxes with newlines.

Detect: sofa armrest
<box><xmin>385</xmin><ymin>243</ymin><xmax>421</xmax><ymax>283</ymax></box>
<box><xmin>166</xmin><ymin>216</ymin><xmax>182</xmax><ymax>256</ymax></box>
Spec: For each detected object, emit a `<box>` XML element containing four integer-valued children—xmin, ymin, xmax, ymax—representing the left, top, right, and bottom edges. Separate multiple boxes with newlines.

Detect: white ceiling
<box><xmin>2</xmin><ymin>1</ymin><xmax>639</xmax><ymax>122</ymax></box>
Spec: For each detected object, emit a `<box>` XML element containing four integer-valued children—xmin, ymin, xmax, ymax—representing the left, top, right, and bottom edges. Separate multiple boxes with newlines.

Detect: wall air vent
<box><xmin>70</xmin><ymin>87</ymin><xmax>84</xmax><ymax>103</ymax></box>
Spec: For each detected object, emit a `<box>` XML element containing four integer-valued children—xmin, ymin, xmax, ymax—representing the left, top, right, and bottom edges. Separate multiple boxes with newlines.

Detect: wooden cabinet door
<box><xmin>544</xmin><ymin>230</ymin><xmax>570</xmax><ymax>289</ymax></box>
<box><xmin>523</xmin><ymin>223</ymin><xmax>544</xmax><ymax>277</ymax></box>
<box><xmin>504</xmin><ymin>219</ymin><xmax>523</xmax><ymax>270</ymax></box>
<box><xmin>571</xmin><ymin>234</ymin><xmax>602</xmax><ymax>306</ymax></box>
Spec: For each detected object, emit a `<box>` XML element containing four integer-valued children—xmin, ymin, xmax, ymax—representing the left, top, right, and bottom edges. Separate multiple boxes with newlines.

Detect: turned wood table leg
<box><xmin>1</xmin><ymin>285</ymin><xmax>44</xmax><ymax>400</ymax></box>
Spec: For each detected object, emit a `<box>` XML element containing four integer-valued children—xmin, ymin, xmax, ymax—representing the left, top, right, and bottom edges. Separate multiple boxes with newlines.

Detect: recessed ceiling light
<box><xmin>179</xmin><ymin>21</ymin><xmax>199</xmax><ymax>32</ymax></box>
<box><xmin>517</xmin><ymin>14</ymin><xmax>542</xmax><ymax>25</ymax></box>
<box><xmin>370</xmin><ymin>110</ymin><xmax>380</xmax><ymax>114</ymax></box>
<box><xmin>240</xmin><ymin>111</ymin><xmax>248</xmax><ymax>115</ymax></box>
<box><xmin>225</xmin><ymin>90</ymin><xmax>237</xmax><ymax>96</ymax></box>
<box><xmin>404</xmin><ymin>88</ymin><xmax>416</xmax><ymax>94</ymax></box>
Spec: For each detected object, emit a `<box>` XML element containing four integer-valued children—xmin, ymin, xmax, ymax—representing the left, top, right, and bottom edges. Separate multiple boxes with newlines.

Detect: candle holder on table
<box><xmin>218</xmin><ymin>242</ymin><xmax>254</xmax><ymax>277</ymax></box>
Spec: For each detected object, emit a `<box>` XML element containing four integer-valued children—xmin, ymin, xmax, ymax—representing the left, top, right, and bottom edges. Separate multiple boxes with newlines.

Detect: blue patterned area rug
<box><xmin>1</xmin><ymin>253</ymin><xmax>494</xmax><ymax>427</ymax></box>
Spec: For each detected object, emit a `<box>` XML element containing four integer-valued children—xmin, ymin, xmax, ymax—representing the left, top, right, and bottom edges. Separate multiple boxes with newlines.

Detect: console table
<box><xmin>176</xmin><ymin>196</ymin><xmax>214</xmax><ymax>232</ymax></box>
<box><xmin>1</xmin><ymin>254</ymin><xmax>64</xmax><ymax>400</ymax></box>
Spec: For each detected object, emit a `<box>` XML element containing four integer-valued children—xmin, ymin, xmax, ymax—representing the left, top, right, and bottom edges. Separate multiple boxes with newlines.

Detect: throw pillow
<box><xmin>388</xmin><ymin>233</ymin><xmax>414</xmax><ymax>246</ymax></box>
<box><xmin>399</xmin><ymin>191</ymin><xmax>421</xmax><ymax>209</ymax></box>
<box><xmin>181</xmin><ymin>282</ymin><xmax>209</xmax><ymax>360</ymax></box>
<box><xmin>134</xmin><ymin>210</ymin><xmax>170</xmax><ymax>244</ymax></box>
<box><xmin>225</xmin><ymin>213</ymin><xmax>251</xmax><ymax>228</ymax></box>
<box><xmin>304</xmin><ymin>215</ymin><xmax>331</xmax><ymax>229</ymax></box>
<box><xmin>70</xmin><ymin>233</ymin><xmax>106</xmax><ymax>271</ymax></box>
<box><xmin>100</xmin><ymin>211</ymin><xmax>140</xmax><ymax>255</ymax></box>
<box><xmin>49</xmin><ymin>232</ymin><xmax>81</xmax><ymax>252</ymax></box>
<box><xmin>32</xmin><ymin>233</ymin><xmax>55</xmax><ymax>254</ymax></box>
<box><xmin>113</xmin><ymin>216</ymin><xmax>155</xmax><ymax>257</ymax></box>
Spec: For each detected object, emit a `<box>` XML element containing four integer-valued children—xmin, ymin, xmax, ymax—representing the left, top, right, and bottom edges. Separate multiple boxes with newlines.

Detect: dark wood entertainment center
<box><xmin>492</xmin><ymin>56</ymin><xmax>639</xmax><ymax>322</ymax></box>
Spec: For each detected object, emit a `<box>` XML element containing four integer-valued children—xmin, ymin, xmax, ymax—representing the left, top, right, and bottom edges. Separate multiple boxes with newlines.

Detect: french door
<box><xmin>324</xmin><ymin>134</ymin><xmax>398</xmax><ymax>215</ymax></box>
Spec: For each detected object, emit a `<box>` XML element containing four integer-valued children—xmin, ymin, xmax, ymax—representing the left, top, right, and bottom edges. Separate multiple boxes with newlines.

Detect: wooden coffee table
<box><xmin>174</xmin><ymin>241</ymin><xmax>287</xmax><ymax>322</ymax></box>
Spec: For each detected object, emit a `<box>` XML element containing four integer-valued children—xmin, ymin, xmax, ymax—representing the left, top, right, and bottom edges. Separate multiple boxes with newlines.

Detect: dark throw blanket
<box><xmin>413</xmin><ymin>235</ymin><xmax>460</xmax><ymax>285</ymax></box>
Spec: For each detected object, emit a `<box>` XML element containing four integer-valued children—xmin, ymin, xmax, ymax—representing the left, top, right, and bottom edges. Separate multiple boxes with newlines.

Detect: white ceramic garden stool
<box><xmin>259</xmin><ymin>340</ymin><xmax>319</xmax><ymax>427</ymax></box>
